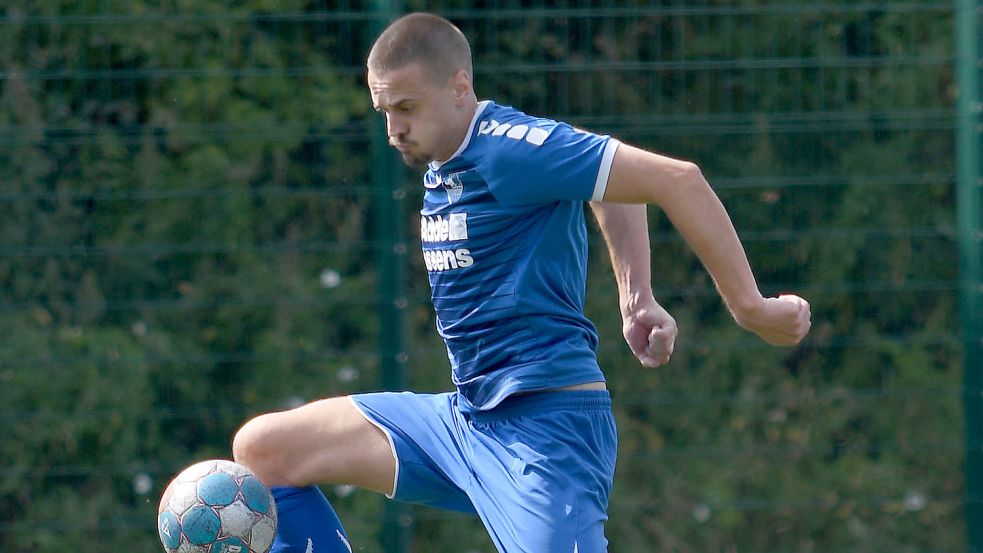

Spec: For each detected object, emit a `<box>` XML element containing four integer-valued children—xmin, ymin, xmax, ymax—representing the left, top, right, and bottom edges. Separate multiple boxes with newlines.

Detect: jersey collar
<box><xmin>429</xmin><ymin>100</ymin><xmax>491</xmax><ymax>172</ymax></box>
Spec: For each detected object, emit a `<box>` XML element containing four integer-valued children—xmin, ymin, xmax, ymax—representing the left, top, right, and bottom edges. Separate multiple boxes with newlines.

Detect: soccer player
<box><xmin>232</xmin><ymin>12</ymin><xmax>812</xmax><ymax>553</ymax></box>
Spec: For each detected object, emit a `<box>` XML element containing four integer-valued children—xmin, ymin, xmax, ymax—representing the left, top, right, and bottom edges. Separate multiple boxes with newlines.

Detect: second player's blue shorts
<box><xmin>350</xmin><ymin>389</ymin><xmax>617</xmax><ymax>553</ymax></box>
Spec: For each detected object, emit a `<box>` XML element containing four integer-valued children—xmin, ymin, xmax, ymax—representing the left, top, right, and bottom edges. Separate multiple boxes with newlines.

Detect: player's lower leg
<box><xmin>270</xmin><ymin>486</ymin><xmax>352</xmax><ymax>553</ymax></box>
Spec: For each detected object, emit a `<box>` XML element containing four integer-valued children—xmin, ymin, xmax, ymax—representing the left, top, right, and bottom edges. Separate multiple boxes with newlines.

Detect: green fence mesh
<box><xmin>0</xmin><ymin>2</ymin><xmax>976</xmax><ymax>552</ymax></box>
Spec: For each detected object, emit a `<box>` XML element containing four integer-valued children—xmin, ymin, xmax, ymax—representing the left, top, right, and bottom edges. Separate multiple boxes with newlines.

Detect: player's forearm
<box><xmin>588</xmin><ymin>201</ymin><xmax>653</xmax><ymax>316</ymax></box>
<box><xmin>659</xmin><ymin>172</ymin><xmax>765</xmax><ymax>323</ymax></box>
<box><xmin>603</xmin><ymin>143</ymin><xmax>768</xmax><ymax>324</ymax></box>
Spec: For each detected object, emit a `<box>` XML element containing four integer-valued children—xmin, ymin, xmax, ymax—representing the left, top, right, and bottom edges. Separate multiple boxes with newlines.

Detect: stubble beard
<box><xmin>400</xmin><ymin>151</ymin><xmax>431</xmax><ymax>169</ymax></box>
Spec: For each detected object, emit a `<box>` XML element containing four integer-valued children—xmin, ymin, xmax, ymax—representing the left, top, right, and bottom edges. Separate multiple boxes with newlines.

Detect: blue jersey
<box><xmin>421</xmin><ymin>100</ymin><xmax>621</xmax><ymax>411</ymax></box>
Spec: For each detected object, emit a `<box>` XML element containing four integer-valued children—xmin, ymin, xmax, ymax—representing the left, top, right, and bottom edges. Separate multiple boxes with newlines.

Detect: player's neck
<box><xmin>437</xmin><ymin>98</ymin><xmax>479</xmax><ymax>164</ymax></box>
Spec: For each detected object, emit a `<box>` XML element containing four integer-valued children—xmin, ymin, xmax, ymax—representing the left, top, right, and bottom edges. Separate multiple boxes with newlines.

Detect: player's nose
<box><xmin>385</xmin><ymin>113</ymin><xmax>408</xmax><ymax>138</ymax></box>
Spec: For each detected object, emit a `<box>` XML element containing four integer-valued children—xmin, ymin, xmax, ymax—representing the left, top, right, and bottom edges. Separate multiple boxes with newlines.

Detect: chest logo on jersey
<box><xmin>421</xmin><ymin>213</ymin><xmax>471</xmax><ymax>272</ymax></box>
<box><xmin>421</xmin><ymin>213</ymin><xmax>468</xmax><ymax>243</ymax></box>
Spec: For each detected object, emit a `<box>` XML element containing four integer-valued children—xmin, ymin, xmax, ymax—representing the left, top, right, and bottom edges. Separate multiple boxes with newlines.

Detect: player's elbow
<box><xmin>658</xmin><ymin>160</ymin><xmax>710</xmax><ymax>205</ymax></box>
<box><xmin>676</xmin><ymin>160</ymin><xmax>708</xmax><ymax>192</ymax></box>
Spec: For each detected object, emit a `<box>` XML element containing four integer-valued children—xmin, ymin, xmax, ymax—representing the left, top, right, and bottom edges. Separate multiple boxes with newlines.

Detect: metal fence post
<box><xmin>369</xmin><ymin>4</ymin><xmax>411</xmax><ymax>553</ymax></box>
<box><xmin>957</xmin><ymin>1</ymin><xmax>983</xmax><ymax>551</ymax></box>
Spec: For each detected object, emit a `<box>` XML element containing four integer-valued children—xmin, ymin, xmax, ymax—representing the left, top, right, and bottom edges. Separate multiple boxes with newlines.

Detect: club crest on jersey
<box><xmin>443</xmin><ymin>172</ymin><xmax>464</xmax><ymax>204</ymax></box>
<box><xmin>424</xmin><ymin>171</ymin><xmax>466</xmax><ymax>205</ymax></box>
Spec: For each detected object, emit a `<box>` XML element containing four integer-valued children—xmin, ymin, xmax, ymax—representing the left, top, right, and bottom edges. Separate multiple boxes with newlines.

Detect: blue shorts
<box><xmin>351</xmin><ymin>390</ymin><xmax>617</xmax><ymax>553</ymax></box>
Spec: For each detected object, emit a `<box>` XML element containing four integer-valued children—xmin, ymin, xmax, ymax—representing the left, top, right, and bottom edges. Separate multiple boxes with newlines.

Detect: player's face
<box><xmin>368</xmin><ymin>63</ymin><xmax>470</xmax><ymax>168</ymax></box>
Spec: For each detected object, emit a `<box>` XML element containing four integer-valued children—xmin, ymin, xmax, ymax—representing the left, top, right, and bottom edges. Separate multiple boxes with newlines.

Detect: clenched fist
<box><xmin>735</xmin><ymin>294</ymin><xmax>812</xmax><ymax>346</ymax></box>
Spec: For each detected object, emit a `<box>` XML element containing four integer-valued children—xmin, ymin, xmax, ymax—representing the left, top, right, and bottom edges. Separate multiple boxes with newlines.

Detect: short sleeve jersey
<box><xmin>421</xmin><ymin>100</ymin><xmax>620</xmax><ymax>411</ymax></box>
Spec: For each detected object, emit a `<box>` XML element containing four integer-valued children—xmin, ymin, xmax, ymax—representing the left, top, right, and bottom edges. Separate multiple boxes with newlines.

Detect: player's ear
<box><xmin>450</xmin><ymin>69</ymin><xmax>472</xmax><ymax>102</ymax></box>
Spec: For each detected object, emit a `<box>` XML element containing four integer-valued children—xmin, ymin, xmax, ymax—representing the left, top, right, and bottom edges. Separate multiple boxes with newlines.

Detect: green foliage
<box><xmin>0</xmin><ymin>2</ymin><xmax>966</xmax><ymax>552</ymax></box>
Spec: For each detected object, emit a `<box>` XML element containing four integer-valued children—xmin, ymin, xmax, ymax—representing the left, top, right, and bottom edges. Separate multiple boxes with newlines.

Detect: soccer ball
<box><xmin>157</xmin><ymin>459</ymin><xmax>278</xmax><ymax>553</ymax></box>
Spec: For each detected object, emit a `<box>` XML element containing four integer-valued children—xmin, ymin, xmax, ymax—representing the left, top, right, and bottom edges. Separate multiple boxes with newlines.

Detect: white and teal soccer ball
<box><xmin>157</xmin><ymin>459</ymin><xmax>278</xmax><ymax>553</ymax></box>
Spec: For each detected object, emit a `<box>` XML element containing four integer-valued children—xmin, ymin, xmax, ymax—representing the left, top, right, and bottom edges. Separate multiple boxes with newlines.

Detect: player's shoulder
<box><xmin>470</xmin><ymin>102</ymin><xmax>565</xmax><ymax>154</ymax></box>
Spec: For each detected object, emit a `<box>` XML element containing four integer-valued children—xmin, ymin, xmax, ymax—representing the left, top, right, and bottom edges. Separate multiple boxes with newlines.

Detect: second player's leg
<box><xmin>232</xmin><ymin>396</ymin><xmax>396</xmax><ymax>495</ymax></box>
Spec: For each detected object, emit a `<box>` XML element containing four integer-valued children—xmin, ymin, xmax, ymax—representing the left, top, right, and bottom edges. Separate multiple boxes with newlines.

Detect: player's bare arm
<box><xmin>589</xmin><ymin>202</ymin><xmax>677</xmax><ymax>367</ymax></box>
<box><xmin>601</xmin><ymin>143</ymin><xmax>811</xmax><ymax>346</ymax></box>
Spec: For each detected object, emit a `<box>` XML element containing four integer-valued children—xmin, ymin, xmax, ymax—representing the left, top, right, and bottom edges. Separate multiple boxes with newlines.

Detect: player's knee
<box><xmin>232</xmin><ymin>413</ymin><xmax>298</xmax><ymax>487</ymax></box>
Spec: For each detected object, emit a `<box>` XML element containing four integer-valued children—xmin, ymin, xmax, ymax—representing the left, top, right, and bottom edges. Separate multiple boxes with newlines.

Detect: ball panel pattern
<box><xmin>168</xmin><ymin>481</ymin><xmax>200</xmax><ymax>515</ymax></box>
<box><xmin>178</xmin><ymin>461</ymin><xmax>219</xmax><ymax>482</ymax></box>
<box><xmin>249</xmin><ymin>516</ymin><xmax>277</xmax><ymax>553</ymax></box>
<box><xmin>158</xmin><ymin>511</ymin><xmax>182</xmax><ymax>550</ymax></box>
<box><xmin>240</xmin><ymin>476</ymin><xmax>272</xmax><ymax>515</ymax></box>
<box><xmin>214</xmin><ymin>459</ymin><xmax>252</xmax><ymax>479</ymax></box>
<box><xmin>157</xmin><ymin>459</ymin><xmax>278</xmax><ymax>553</ymax></box>
<box><xmin>198</xmin><ymin>472</ymin><xmax>239</xmax><ymax>506</ymax></box>
<box><xmin>210</xmin><ymin>536</ymin><xmax>248</xmax><ymax>553</ymax></box>
<box><xmin>183</xmin><ymin>505</ymin><xmax>222</xmax><ymax>545</ymax></box>
<box><xmin>217</xmin><ymin>501</ymin><xmax>254</xmax><ymax>539</ymax></box>
<box><xmin>176</xmin><ymin>538</ymin><xmax>203</xmax><ymax>553</ymax></box>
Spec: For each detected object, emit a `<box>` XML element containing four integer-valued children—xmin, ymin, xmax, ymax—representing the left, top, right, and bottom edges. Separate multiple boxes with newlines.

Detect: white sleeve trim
<box><xmin>591</xmin><ymin>138</ymin><xmax>621</xmax><ymax>202</ymax></box>
<box><xmin>348</xmin><ymin>396</ymin><xmax>399</xmax><ymax>499</ymax></box>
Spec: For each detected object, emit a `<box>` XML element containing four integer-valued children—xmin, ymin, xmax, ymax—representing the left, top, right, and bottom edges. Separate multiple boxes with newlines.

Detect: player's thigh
<box><xmin>467</xmin><ymin>392</ymin><xmax>617</xmax><ymax>553</ymax></box>
<box><xmin>233</xmin><ymin>396</ymin><xmax>395</xmax><ymax>495</ymax></box>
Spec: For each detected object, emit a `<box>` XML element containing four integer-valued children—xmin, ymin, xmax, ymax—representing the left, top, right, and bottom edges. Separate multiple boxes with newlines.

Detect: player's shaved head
<box><xmin>367</xmin><ymin>12</ymin><xmax>473</xmax><ymax>84</ymax></box>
